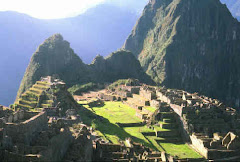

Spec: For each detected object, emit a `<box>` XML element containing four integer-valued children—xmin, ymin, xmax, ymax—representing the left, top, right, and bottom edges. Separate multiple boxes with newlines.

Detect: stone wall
<box><xmin>5</xmin><ymin>112</ymin><xmax>48</xmax><ymax>145</ymax></box>
<box><xmin>140</xmin><ymin>89</ymin><xmax>156</xmax><ymax>100</ymax></box>
<box><xmin>3</xmin><ymin>151</ymin><xmax>43</xmax><ymax>162</ymax></box>
<box><xmin>150</xmin><ymin>100</ymin><xmax>161</xmax><ymax>108</ymax></box>
<box><xmin>6</xmin><ymin>110</ymin><xmax>28</xmax><ymax>123</ymax></box>
<box><xmin>157</xmin><ymin>91</ymin><xmax>171</xmax><ymax>104</ymax></box>
<box><xmin>190</xmin><ymin>134</ymin><xmax>209</xmax><ymax>158</ymax></box>
<box><xmin>99</xmin><ymin>93</ymin><xmax>116</xmax><ymax>101</ymax></box>
<box><xmin>40</xmin><ymin>128</ymin><xmax>74</xmax><ymax>161</ymax></box>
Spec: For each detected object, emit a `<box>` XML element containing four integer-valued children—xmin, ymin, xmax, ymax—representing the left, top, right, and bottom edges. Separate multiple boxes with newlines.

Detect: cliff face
<box><xmin>124</xmin><ymin>0</ymin><xmax>240</xmax><ymax>107</ymax></box>
<box><xmin>17</xmin><ymin>34</ymin><xmax>152</xmax><ymax>99</ymax></box>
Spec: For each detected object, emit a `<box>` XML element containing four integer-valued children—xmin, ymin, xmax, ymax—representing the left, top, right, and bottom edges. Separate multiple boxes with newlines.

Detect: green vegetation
<box><xmin>80</xmin><ymin>102</ymin><xmax>152</xmax><ymax>145</ymax></box>
<box><xmin>17</xmin><ymin>34</ymin><xmax>153</xmax><ymax>100</ymax></box>
<box><xmin>16</xmin><ymin>34</ymin><xmax>90</xmax><ymax>99</ymax></box>
<box><xmin>123</xmin><ymin>0</ymin><xmax>240</xmax><ymax>107</ymax></box>
<box><xmin>68</xmin><ymin>82</ymin><xmax>100</xmax><ymax>95</ymax></box>
<box><xmin>78</xmin><ymin>101</ymin><xmax>201</xmax><ymax>159</ymax></box>
<box><xmin>159</xmin><ymin>143</ymin><xmax>202</xmax><ymax>159</ymax></box>
<box><xmin>14</xmin><ymin>81</ymin><xmax>52</xmax><ymax>111</ymax></box>
<box><xmin>144</xmin><ymin>106</ymin><xmax>157</xmax><ymax>113</ymax></box>
<box><xmin>14</xmin><ymin>79</ymin><xmax>78</xmax><ymax>114</ymax></box>
<box><xmin>108</xmin><ymin>78</ymin><xmax>140</xmax><ymax>90</ymax></box>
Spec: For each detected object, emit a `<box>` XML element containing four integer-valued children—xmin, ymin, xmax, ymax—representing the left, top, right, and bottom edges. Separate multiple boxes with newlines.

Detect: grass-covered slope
<box><xmin>17</xmin><ymin>34</ymin><xmax>153</xmax><ymax>100</ymax></box>
<box><xmin>124</xmin><ymin>0</ymin><xmax>240</xmax><ymax>107</ymax></box>
<box><xmin>79</xmin><ymin>101</ymin><xmax>202</xmax><ymax>159</ymax></box>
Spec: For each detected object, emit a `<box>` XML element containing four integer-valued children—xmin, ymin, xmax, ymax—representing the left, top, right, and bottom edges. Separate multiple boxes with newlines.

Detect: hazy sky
<box><xmin>0</xmin><ymin>0</ymin><xmax>148</xmax><ymax>19</ymax></box>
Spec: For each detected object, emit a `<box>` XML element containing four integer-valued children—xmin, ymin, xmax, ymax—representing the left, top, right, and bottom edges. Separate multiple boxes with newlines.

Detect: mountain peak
<box><xmin>124</xmin><ymin>0</ymin><xmax>240</xmax><ymax>107</ymax></box>
<box><xmin>48</xmin><ymin>33</ymin><xmax>64</xmax><ymax>41</ymax></box>
<box><xmin>16</xmin><ymin>34</ymin><xmax>87</xmax><ymax>99</ymax></box>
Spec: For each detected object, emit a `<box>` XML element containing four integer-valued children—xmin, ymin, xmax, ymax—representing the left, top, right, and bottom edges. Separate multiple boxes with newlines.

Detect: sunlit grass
<box><xmin>159</xmin><ymin>143</ymin><xmax>202</xmax><ymax>159</ymax></box>
<box><xmin>78</xmin><ymin>101</ymin><xmax>202</xmax><ymax>159</ymax></box>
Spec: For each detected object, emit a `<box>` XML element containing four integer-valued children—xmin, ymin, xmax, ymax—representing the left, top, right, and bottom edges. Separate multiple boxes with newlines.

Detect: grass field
<box><xmin>144</xmin><ymin>106</ymin><xmax>157</xmax><ymax>113</ymax></box>
<box><xmin>160</xmin><ymin>143</ymin><xmax>202</xmax><ymax>159</ymax></box>
<box><xmin>78</xmin><ymin>101</ymin><xmax>202</xmax><ymax>159</ymax></box>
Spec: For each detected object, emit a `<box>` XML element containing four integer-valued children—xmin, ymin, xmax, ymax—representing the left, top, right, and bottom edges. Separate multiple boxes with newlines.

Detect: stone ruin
<box><xmin>0</xmin><ymin>103</ymin><xmax>93</xmax><ymax>161</ymax></box>
<box><xmin>98</xmin><ymin>83</ymin><xmax>240</xmax><ymax>160</ymax></box>
<box><xmin>155</xmin><ymin>87</ymin><xmax>240</xmax><ymax>160</ymax></box>
<box><xmin>92</xmin><ymin>138</ymin><xmax>170</xmax><ymax>161</ymax></box>
<box><xmin>14</xmin><ymin>76</ymin><xmax>68</xmax><ymax>112</ymax></box>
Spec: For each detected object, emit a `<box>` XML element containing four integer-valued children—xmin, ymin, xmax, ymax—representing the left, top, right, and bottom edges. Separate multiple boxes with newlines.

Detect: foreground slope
<box><xmin>17</xmin><ymin>34</ymin><xmax>153</xmax><ymax>99</ymax></box>
<box><xmin>124</xmin><ymin>0</ymin><xmax>240</xmax><ymax>107</ymax></box>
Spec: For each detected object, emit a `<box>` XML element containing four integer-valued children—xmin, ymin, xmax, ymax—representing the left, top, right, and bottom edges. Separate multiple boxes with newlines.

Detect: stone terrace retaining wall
<box><xmin>5</xmin><ymin>112</ymin><xmax>48</xmax><ymax>144</ymax></box>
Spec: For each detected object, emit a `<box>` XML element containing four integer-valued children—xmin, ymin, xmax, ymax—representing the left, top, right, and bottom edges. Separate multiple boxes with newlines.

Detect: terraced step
<box><xmin>33</xmin><ymin>84</ymin><xmax>49</xmax><ymax>91</ymax></box>
<box><xmin>160</xmin><ymin>123</ymin><xmax>178</xmax><ymax>129</ymax></box>
<box><xmin>156</xmin><ymin>137</ymin><xmax>182</xmax><ymax>143</ymax></box>
<box><xmin>36</xmin><ymin>81</ymin><xmax>51</xmax><ymax>86</ymax></box>
<box><xmin>161</xmin><ymin>112</ymin><xmax>175</xmax><ymax>119</ymax></box>
<box><xmin>29</xmin><ymin>88</ymin><xmax>43</xmax><ymax>95</ymax></box>
<box><xmin>41</xmin><ymin>104</ymin><xmax>51</xmax><ymax>108</ymax></box>
<box><xmin>163</xmin><ymin>118</ymin><xmax>175</xmax><ymax>123</ymax></box>
<box><xmin>15</xmin><ymin>103</ymin><xmax>32</xmax><ymax>110</ymax></box>
<box><xmin>25</xmin><ymin>91</ymin><xmax>41</xmax><ymax>97</ymax></box>
<box><xmin>19</xmin><ymin>99</ymin><xmax>37</xmax><ymax>107</ymax></box>
<box><xmin>155</xmin><ymin>129</ymin><xmax>180</xmax><ymax>138</ymax></box>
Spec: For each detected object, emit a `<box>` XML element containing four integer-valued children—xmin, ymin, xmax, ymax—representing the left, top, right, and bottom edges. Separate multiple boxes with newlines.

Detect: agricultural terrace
<box><xmin>78</xmin><ymin>101</ymin><xmax>202</xmax><ymax>159</ymax></box>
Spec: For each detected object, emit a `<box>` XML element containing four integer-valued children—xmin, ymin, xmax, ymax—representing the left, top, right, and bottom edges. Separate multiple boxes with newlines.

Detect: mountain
<box><xmin>17</xmin><ymin>34</ymin><xmax>152</xmax><ymax>99</ymax></box>
<box><xmin>220</xmin><ymin>0</ymin><xmax>240</xmax><ymax>20</ymax></box>
<box><xmin>16</xmin><ymin>34</ymin><xmax>90</xmax><ymax>99</ymax></box>
<box><xmin>0</xmin><ymin>4</ymin><xmax>140</xmax><ymax>106</ymax></box>
<box><xmin>90</xmin><ymin>50</ymin><xmax>153</xmax><ymax>84</ymax></box>
<box><xmin>124</xmin><ymin>0</ymin><xmax>240</xmax><ymax>108</ymax></box>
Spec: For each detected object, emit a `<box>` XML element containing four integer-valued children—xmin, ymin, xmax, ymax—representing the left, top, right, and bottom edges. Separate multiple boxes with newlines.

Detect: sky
<box><xmin>0</xmin><ymin>0</ymin><xmax>149</xmax><ymax>19</ymax></box>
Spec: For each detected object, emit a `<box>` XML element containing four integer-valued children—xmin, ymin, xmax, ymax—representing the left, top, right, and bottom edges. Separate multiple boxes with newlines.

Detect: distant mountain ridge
<box><xmin>124</xmin><ymin>0</ymin><xmax>240</xmax><ymax>108</ymax></box>
<box><xmin>1</xmin><ymin>0</ymin><xmax>239</xmax><ymax>106</ymax></box>
<box><xmin>0</xmin><ymin>4</ymin><xmax>140</xmax><ymax>106</ymax></box>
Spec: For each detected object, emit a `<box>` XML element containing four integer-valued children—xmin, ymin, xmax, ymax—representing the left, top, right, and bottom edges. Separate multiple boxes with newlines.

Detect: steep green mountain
<box><xmin>17</xmin><ymin>34</ymin><xmax>90</xmax><ymax>99</ymax></box>
<box><xmin>17</xmin><ymin>34</ymin><xmax>152</xmax><ymax>99</ymax></box>
<box><xmin>124</xmin><ymin>0</ymin><xmax>240</xmax><ymax>107</ymax></box>
<box><xmin>90</xmin><ymin>51</ymin><xmax>153</xmax><ymax>84</ymax></box>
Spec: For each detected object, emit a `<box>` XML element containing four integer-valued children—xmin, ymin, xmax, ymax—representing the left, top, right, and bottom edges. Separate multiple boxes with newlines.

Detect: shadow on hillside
<box><xmin>78</xmin><ymin>106</ymin><xmax>158</xmax><ymax>150</ymax></box>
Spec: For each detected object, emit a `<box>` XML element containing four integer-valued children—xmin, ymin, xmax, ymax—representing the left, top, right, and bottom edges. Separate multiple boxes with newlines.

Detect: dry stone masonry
<box><xmin>96</xmin><ymin>81</ymin><xmax>240</xmax><ymax>161</ymax></box>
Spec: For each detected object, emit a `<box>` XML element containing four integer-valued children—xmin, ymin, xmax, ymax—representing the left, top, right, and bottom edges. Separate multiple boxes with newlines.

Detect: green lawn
<box><xmin>92</xmin><ymin>102</ymin><xmax>142</xmax><ymax>124</ymax></box>
<box><xmin>144</xmin><ymin>106</ymin><xmax>157</xmax><ymax>113</ymax></box>
<box><xmin>78</xmin><ymin>101</ymin><xmax>202</xmax><ymax>159</ymax></box>
<box><xmin>79</xmin><ymin>102</ymin><xmax>154</xmax><ymax>145</ymax></box>
<box><xmin>77</xmin><ymin>101</ymin><xmax>88</xmax><ymax>105</ymax></box>
<box><xmin>159</xmin><ymin>143</ymin><xmax>202</xmax><ymax>159</ymax></box>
